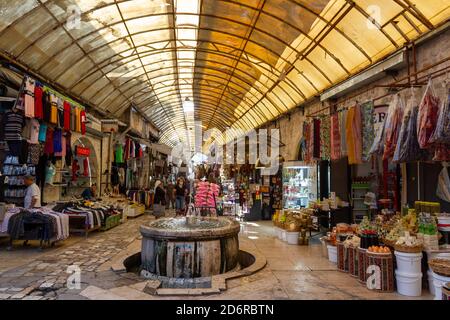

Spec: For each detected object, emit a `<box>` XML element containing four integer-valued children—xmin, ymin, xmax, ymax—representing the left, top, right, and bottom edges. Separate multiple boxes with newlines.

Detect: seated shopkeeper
<box><xmin>24</xmin><ymin>175</ymin><xmax>41</xmax><ymax>209</ymax></box>
<box><xmin>81</xmin><ymin>183</ymin><xmax>97</xmax><ymax>200</ymax></box>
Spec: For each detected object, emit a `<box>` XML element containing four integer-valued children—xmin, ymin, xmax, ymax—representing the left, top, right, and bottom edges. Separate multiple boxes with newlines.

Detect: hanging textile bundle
<box><xmin>382</xmin><ymin>94</ymin><xmax>404</xmax><ymax>160</ymax></box>
<box><xmin>330</xmin><ymin>113</ymin><xmax>341</xmax><ymax>160</ymax></box>
<box><xmin>417</xmin><ymin>78</ymin><xmax>440</xmax><ymax>149</ymax></box>
<box><xmin>436</xmin><ymin>162</ymin><xmax>450</xmax><ymax>203</ymax></box>
<box><xmin>346</xmin><ymin>104</ymin><xmax>363</xmax><ymax>164</ymax></box>
<box><xmin>429</xmin><ymin>88</ymin><xmax>450</xmax><ymax>161</ymax></box>
<box><xmin>320</xmin><ymin>115</ymin><xmax>331</xmax><ymax>160</ymax></box>
<box><xmin>313</xmin><ymin>118</ymin><xmax>321</xmax><ymax>159</ymax></box>
<box><xmin>339</xmin><ymin>109</ymin><xmax>348</xmax><ymax>157</ymax></box>
<box><xmin>360</xmin><ymin>101</ymin><xmax>375</xmax><ymax>161</ymax></box>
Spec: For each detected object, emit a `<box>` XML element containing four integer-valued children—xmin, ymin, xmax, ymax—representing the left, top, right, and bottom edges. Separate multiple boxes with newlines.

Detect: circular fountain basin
<box><xmin>140</xmin><ymin>217</ymin><xmax>240</xmax><ymax>278</ymax></box>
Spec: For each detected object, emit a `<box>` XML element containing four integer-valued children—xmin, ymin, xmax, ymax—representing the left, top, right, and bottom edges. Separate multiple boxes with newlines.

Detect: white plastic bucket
<box><xmin>276</xmin><ymin>228</ymin><xmax>283</xmax><ymax>240</ymax></box>
<box><xmin>274</xmin><ymin>227</ymin><xmax>280</xmax><ymax>238</ymax></box>
<box><xmin>432</xmin><ymin>271</ymin><xmax>450</xmax><ymax>300</ymax></box>
<box><xmin>286</xmin><ymin>232</ymin><xmax>299</xmax><ymax>245</ymax></box>
<box><xmin>395</xmin><ymin>270</ymin><xmax>422</xmax><ymax>297</ymax></box>
<box><xmin>320</xmin><ymin>237</ymin><xmax>329</xmax><ymax>259</ymax></box>
<box><xmin>281</xmin><ymin>229</ymin><xmax>287</xmax><ymax>242</ymax></box>
<box><xmin>327</xmin><ymin>245</ymin><xmax>337</xmax><ymax>263</ymax></box>
<box><xmin>427</xmin><ymin>269</ymin><xmax>435</xmax><ymax>294</ymax></box>
<box><xmin>394</xmin><ymin>251</ymin><xmax>422</xmax><ymax>274</ymax></box>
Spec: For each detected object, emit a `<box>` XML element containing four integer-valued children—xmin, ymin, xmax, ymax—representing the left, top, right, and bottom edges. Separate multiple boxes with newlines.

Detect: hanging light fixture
<box><xmin>183</xmin><ymin>97</ymin><xmax>194</xmax><ymax>113</ymax></box>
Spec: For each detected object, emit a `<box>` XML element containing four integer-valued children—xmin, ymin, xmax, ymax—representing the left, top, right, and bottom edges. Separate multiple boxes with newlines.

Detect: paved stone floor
<box><xmin>0</xmin><ymin>213</ymin><xmax>434</xmax><ymax>300</ymax></box>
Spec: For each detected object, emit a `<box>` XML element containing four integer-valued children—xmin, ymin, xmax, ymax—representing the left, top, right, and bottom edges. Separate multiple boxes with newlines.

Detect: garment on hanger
<box><xmin>53</xmin><ymin>128</ymin><xmax>62</xmax><ymax>153</ymax></box>
<box><xmin>115</xmin><ymin>143</ymin><xmax>124</xmax><ymax>163</ymax></box>
<box><xmin>34</xmin><ymin>84</ymin><xmax>43</xmax><ymax>120</ymax></box>
<box><xmin>4</xmin><ymin>110</ymin><xmax>25</xmax><ymax>141</ymax></box>
<box><xmin>63</xmin><ymin>101</ymin><xmax>71</xmax><ymax>131</ymax></box>
<box><xmin>80</xmin><ymin>110</ymin><xmax>86</xmax><ymax>134</ymax></box>
<box><xmin>54</xmin><ymin>134</ymin><xmax>66</xmax><ymax>157</ymax></box>
<box><xmin>50</xmin><ymin>93</ymin><xmax>58</xmax><ymax>124</ymax></box>
<box><xmin>44</xmin><ymin>127</ymin><xmax>54</xmax><ymax>155</ymax></box>
<box><xmin>72</xmin><ymin>159</ymin><xmax>80</xmax><ymax>181</ymax></box>
<box><xmin>330</xmin><ymin>113</ymin><xmax>341</xmax><ymax>161</ymax></box>
<box><xmin>320</xmin><ymin>115</ymin><xmax>330</xmax><ymax>160</ymax></box>
<box><xmin>75</xmin><ymin>107</ymin><xmax>81</xmax><ymax>132</ymax></box>
<box><xmin>313</xmin><ymin>118</ymin><xmax>321</xmax><ymax>159</ymax></box>
<box><xmin>22</xmin><ymin>118</ymin><xmax>40</xmax><ymax>144</ymax></box>
<box><xmin>360</xmin><ymin>101</ymin><xmax>374</xmax><ymax>161</ymax></box>
<box><xmin>45</xmin><ymin>162</ymin><xmax>56</xmax><ymax>185</ymax></box>
<box><xmin>83</xmin><ymin>158</ymin><xmax>89</xmax><ymax>176</ymax></box>
<box><xmin>24</xmin><ymin>77</ymin><xmax>35</xmax><ymax>118</ymax></box>
<box><xmin>65</xmin><ymin>132</ymin><xmax>73</xmax><ymax>166</ymax></box>
<box><xmin>42</xmin><ymin>91</ymin><xmax>51</xmax><ymax>122</ymax></box>
<box><xmin>27</xmin><ymin>143</ymin><xmax>41</xmax><ymax>165</ymax></box>
<box><xmin>339</xmin><ymin>109</ymin><xmax>348</xmax><ymax>157</ymax></box>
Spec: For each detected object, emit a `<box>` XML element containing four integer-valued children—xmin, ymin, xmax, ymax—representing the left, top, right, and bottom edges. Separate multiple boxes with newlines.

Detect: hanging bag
<box><xmin>417</xmin><ymin>78</ymin><xmax>440</xmax><ymax>149</ymax></box>
<box><xmin>437</xmin><ymin>163</ymin><xmax>450</xmax><ymax>203</ymax></box>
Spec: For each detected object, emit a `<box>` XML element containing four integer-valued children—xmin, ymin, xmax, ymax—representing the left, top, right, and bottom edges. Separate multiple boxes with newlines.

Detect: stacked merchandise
<box><xmin>194</xmin><ymin>181</ymin><xmax>220</xmax><ymax>216</ymax></box>
<box><xmin>0</xmin><ymin>206</ymin><xmax>69</xmax><ymax>246</ymax></box>
<box><xmin>0</xmin><ymin>75</ymin><xmax>86</xmax><ymax>204</ymax></box>
<box><xmin>52</xmin><ymin>200</ymin><xmax>123</xmax><ymax>233</ymax></box>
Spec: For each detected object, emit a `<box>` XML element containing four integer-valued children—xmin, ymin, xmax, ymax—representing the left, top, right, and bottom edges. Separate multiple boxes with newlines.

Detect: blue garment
<box><xmin>38</xmin><ymin>124</ymin><xmax>47</xmax><ymax>143</ymax></box>
<box><xmin>81</xmin><ymin>188</ymin><xmax>93</xmax><ymax>200</ymax></box>
<box><xmin>53</xmin><ymin>128</ymin><xmax>62</xmax><ymax>153</ymax></box>
<box><xmin>175</xmin><ymin>195</ymin><xmax>185</xmax><ymax>211</ymax></box>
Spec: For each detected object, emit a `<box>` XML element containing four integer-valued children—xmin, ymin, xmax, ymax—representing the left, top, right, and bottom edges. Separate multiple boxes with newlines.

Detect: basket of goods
<box><xmin>359</xmin><ymin>217</ymin><xmax>379</xmax><ymax>249</ymax></box>
<box><xmin>394</xmin><ymin>232</ymin><xmax>423</xmax><ymax>253</ymax></box>
<box><xmin>367</xmin><ymin>246</ymin><xmax>394</xmax><ymax>292</ymax></box>
<box><xmin>285</xmin><ymin>213</ymin><xmax>301</xmax><ymax>232</ymax></box>
<box><xmin>343</xmin><ymin>235</ymin><xmax>360</xmax><ymax>276</ymax></box>
<box><xmin>336</xmin><ymin>241</ymin><xmax>348</xmax><ymax>272</ymax></box>
<box><xmin>428</xmin><ymin>258</ymin><xmax>450</xmax><ymax>277</ymax></box>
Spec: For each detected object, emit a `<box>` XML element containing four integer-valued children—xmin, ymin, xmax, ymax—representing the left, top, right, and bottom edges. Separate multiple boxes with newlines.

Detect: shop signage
<box><xmin>76</xmin><ymin>146</ymin><xmax>91</xmax><ymax>157</ymax></box>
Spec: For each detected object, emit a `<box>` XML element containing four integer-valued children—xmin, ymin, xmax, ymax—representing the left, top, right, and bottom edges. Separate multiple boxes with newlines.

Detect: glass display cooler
<box><xmin>282</xmin><ymin>161</ymin><xmax>318</xmax><ymax>209</ymax></box>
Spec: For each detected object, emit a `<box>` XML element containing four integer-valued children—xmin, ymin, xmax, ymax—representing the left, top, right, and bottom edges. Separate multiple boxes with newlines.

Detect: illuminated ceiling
<box><xmin>0</xmin><ymin>0</ymin><xmax>449</xmax><ymax>148</ymax></box>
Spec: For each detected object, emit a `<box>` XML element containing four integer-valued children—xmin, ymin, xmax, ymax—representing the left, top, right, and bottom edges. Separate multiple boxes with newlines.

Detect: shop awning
<box><xmin>0</xmin><ymin>0</ymin><xmax>448</xmax><ymax>149</ymax></box>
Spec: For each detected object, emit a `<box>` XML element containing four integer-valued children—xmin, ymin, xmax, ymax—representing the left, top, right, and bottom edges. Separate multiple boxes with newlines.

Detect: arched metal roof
<box><xmin>0</xmin><ymin>0</ymin><xmax>448</xmax><ymax>147</ymax></box>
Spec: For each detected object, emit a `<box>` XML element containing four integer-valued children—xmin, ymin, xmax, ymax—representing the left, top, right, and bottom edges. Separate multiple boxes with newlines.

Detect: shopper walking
<box><xmin>166</xmin><ymin>180</ymin><xmax>175</xmax><ymax>209</ymax></box>
<box><xmin>175</xmin><ymin>177</ymin><xmax>187</xmax><ymax>215</ymax></box>
<box><xmin>153</xmin><ymin>180</ymin><xmax>166</xmax><ymax>219</ymax></box>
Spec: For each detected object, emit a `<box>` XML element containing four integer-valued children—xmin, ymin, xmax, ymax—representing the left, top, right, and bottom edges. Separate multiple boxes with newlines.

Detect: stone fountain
<box><xmin>140</xmin><ymin>216</ymin><xmax>240</xmax><ymax>278</ymax></box>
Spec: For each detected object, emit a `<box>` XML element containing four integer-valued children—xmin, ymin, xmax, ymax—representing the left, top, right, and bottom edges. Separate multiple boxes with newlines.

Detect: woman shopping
<box><xmin>153</xmin><ymin>180</ymin><xmax>166</xmax><ymax>219</ymax></box>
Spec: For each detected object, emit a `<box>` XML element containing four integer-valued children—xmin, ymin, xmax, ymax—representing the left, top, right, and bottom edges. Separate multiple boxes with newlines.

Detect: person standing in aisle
<box><xmin>175</xmin><ymin>177</ymin><xmax>187</xmax><ymax>215</ymax></box>
<box><xmin>166</xmin><ymin>180</ymin><xmax>175</xmax><ymax>210</ymax></box>
<box><xmin>24</xmin><ymin>175</ymin><xmax>41</xmax><ymax>209</ymax></box>
<box><xmin>153</xmin><ymin>180</ymin><xmax>166</xmax><ymax>219</ymax></box>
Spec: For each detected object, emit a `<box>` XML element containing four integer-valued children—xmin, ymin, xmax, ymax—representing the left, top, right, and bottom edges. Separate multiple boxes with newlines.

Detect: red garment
<box><xmin>125</xmin><ymin>138</ymin><xmax>131</xmax><ymax>160</ymax></box>
<box><xmin>80</xmin><ymin>110</ymin><xmax>86</xmax><ymax>135</ymax></box>
<box><xmin>72</xmin><ymin>159</ymin><xmax>80</xmax><ymax>181</ymax></box>
<box><xmin>63</xmin><ymin>101</ymin><xmax>71</xmax><ymax>131</ymax></box>
<box><xmin>43</xmin><ymin>127</ymin><xmax>54</xmax><ymax>155</ymax></box>
<box><xmin>330</xmin><ymin>113</ymin><xmax>341</xmax><ymax>160</ymax></box>
<box><xmin>83</xmin><ymin>158</ymin><xmax>89</xmax><ymax>176</ymax></box>
<box><xmin>34</xmin><ymin>85</ymin><xmax>44</xmax><ymax>119</ymax></box>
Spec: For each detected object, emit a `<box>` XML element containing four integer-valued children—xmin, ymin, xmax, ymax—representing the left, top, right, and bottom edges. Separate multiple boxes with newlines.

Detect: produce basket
<box><xmin>366</xmin><ymin>251</ymin><xmax>394</xmax><ymax>292</ymax></box>
<box><xmin>348</xmin><ymin>245</ymin><xmax>359</xmax><ymax>278</ymax></box>
<box><xmin>381</xmin><ymin>238</ymin><xmax>396</xmax><ymax>248</ymax></box>
<box><xmin>337</xmin><ymin>242</ymin><xmax>349</xmax><ymax>272</ymax></box>
<box><xmin>393</xmin><ymin>243</ymin><xmax>423</xmax><ymax>253</ymax></box>
<box><xmin>358</xmin><ymin>248</ymin><xmax>368</xmax><ymax>284</ymax></box>
<box><xmin>428</xmin><ymin>258</ymin><xmax>450</xmax><ymax>277</ymax></box>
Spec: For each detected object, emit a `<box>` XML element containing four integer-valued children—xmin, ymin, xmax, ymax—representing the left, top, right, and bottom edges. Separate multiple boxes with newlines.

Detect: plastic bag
<box><xmin>393</xmin><ymin>95</ymin><xmax>413</xmax><ymax>162</ymax></box>
<box><xmin>383</xmin><ymin>94</ymin><xmax>404</xmax><ymax>160</ymax></box>
<box><xmin>417</xmin><ymin>78</ymin><xmax>440</xmax><ymax>149</ymax></box>
<box><xmin>436</xmin><ymin>163</ymin><xmax>450</xmax><ymax>203</ymax></box>
<box><xmin>429</xmin><ymin>88</ymin><xmax>450</xmax><ymax>144</ymax></box>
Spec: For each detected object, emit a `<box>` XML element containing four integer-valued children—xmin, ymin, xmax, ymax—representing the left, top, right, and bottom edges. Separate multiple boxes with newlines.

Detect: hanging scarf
<box><xmin>330</xmin><ymin>113</ymin><xmax>341</xmax><ymax>160</ymax></box>
<box><xmin>313</xmin><ymin>118</ymin><xmax>321</xmax><ymax>159</ymax></box>
<box><xmin>346</xmin><ymin>105</ymin><xmax>363</xmax><ymax>164</ymax></box>
<box><xmin>320</xmin><ymin>115</ymin><xmax>331</xmax><ymax>160</ymax></box>
<box><xmin>339</xmin><ymin>109</ymin><xmax>348</xmax><ymax>157</ymax></box>
<box><xmin>360</xmin><ymin>101</ymin><xmax>374</xmax><ymax>161</ymax></box>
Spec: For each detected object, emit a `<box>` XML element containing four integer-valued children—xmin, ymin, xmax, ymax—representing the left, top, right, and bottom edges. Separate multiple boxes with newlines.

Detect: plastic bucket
<box><xmin>428</xmin><ymin>269</ymin><xmax>435</xmax><ymax>294</ymax></box>
<box><xmin>394</xmin><ymin>251</ymin><xmax>422</xmax><ymax>274</ymax></box>
<box><xmin>274</xmin><ymin>227</ymin><xmax>281</xmax><ymax>238</ymax></box>
<box><xmin>432</xmin><ymin>271</ymin><xmax>450</xmax><ymax>300</ymax></box>
<box><xmin>281</xmin><ymin>229</ymin><xmax>287</xmax><ymax>242</ymax></box>
<box><xmin>327</xmin><ymin>245</ymin><xmax>337</xmax><ymax>263</ymax></box>
<box><xmin>286</xmin><ymin>232</ymin><xmax>299</xmax><ymax>245</ymax></box>
<box><xmin>395</xmin><ymin>270</ymin><xmax>422</xmax><ymax>297</ymax></box>
<box><xmin>276</xmin><ymin>228</ymin><xmax>283</xmax><ymax>240</ymax></box>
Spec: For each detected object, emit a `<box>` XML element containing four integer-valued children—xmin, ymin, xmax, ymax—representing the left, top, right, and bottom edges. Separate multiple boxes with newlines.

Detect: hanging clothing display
<box><xmin>80</xmin><ymin>110</ymin><xmax>86</xmax><ymax>134</ymax></box>
<box><xmin>361</xmin><ymin>101</ymin><xmax>375</xmax><ymax>161</ymax></box>
<box><xmin>339</xmin><ymin>109</ymin><xmax>348</xmax><ymax>157</ymax></box>
<box><xmin>346</xmin><ymin>105</ymin><xmax>363</xmax><ymax>164</ymax></box>
<box><xmin>63</xmin><ymin>101</ymin><xmax>71</xmax><ymax>131</ymax></box>
<box><xmin>34</xmin><ymin>84</ymin><xmax>43</xmax><ymax>120</ymax></box>
<box><xmin>53</xmin><ymin>128</ymin><xmax>62</xmax><ymax>153</ymax></box>
<box><xmin>320</xmin><ymin>115</ymin><xmax>331</xmax><ymax>160</ymax></box>
<box><xmin>417</xmin><ymin>79</ymin><xmax>440</xmax><ymax>149</ymax></box>
<box><xmin>24</xmin><ymin>77</ymin><xmax>35</xmax><ymax>118</ymax></box>
<box><xmin>383</xmin><ymin>95</ymin><xmax>404</xmax><ymax>160</ymax></box>
<box><xmin>22</xmin><ymin>118</ymin><xmax>40</xmax><ymax>144</ymax></box>
<box><xmin>54</xmin><ymin>134</ymin><xmax>66</xmax><ymax>157</ymax></box>
<box><xmin>44</xmin><ymin>127</ymin><xmax>54</xmax><ymax>155</ymax></box>
<box><xmin>75</xmin><ymin>107</ymin><xmax>81</xmax><ymax>132</ymax></box>
<box><xmin>115</xmin><ymin>143</ymin><xmax>124</xmax><ymax>163</ymax></box>
<box><xmin>4</xmin><ymin>110</ymin><xmax>25</xmax><ymax>141</ymax></box>
<box><xmin>27</xmin><ymin>143</ymin><xmax>42</xmax><ymax>165</ymax></box>
<box><xmin>49</xmin><ymin>93</ymin><xmax>58</xmax><ymax>124</ymax></box>
<box><xmin>45</xmin><ymin>162</ymin><xmax>56</xmax><ymax>185</ymax></box>
<box><xmin>313</xmin><ymin>118</ymin><xmax>321</xmax><ymax>159</ymax></box>
<box><xmin>42</xmin><ymin>91</ymin><xmax>51</xmax><ymax>122</ymax></box>
<box><xmin>330</xmin><ymin>113</ymin><xmax>341</xmax><ymax>161</ymax></box>
<box><xmin>65</xmin><ymin>132</ymin><xmax>73</xmax><ymax>166</ymax></box>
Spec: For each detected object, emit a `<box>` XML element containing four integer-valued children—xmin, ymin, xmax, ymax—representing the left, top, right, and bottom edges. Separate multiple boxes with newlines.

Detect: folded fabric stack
<box><xmin>195</xmin><ymin>182</ymin><xmax>219</xmax><ymax>209</ymax></box>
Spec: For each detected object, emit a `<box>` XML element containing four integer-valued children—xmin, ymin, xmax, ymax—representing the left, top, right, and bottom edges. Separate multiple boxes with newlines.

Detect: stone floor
<box><xmin>0</xmin><ymin>213</ymin><xmax>434</xmax><ymax>300</ymax></box>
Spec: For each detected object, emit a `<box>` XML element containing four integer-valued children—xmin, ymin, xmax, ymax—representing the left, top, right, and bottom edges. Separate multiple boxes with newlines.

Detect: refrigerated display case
<box><xmin>282</xmin><ymin>161</ymin><xmax>318</xmax><ymax>209</ymax></box>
